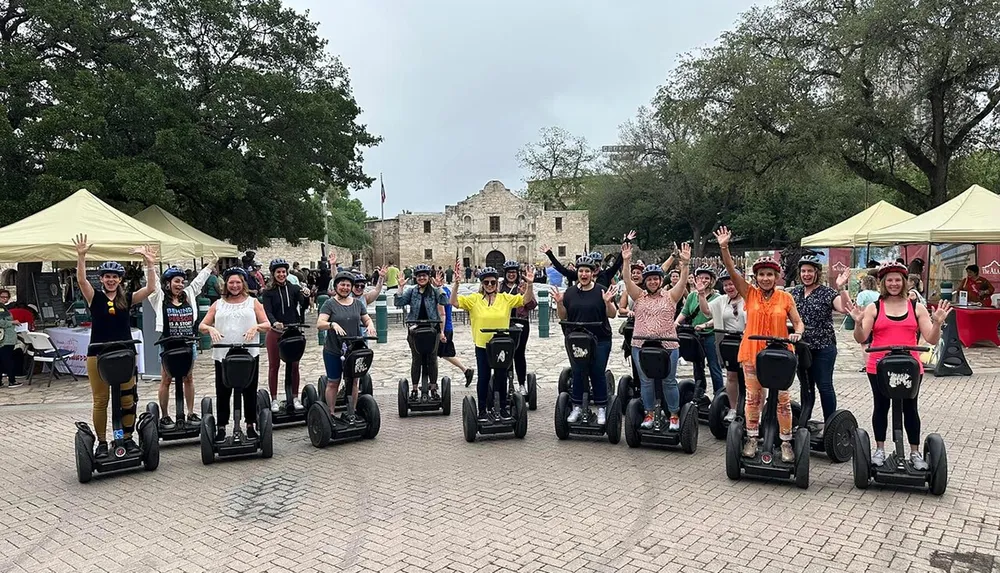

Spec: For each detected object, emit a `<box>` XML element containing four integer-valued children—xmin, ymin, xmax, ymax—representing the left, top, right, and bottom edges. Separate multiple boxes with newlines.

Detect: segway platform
<box><xmin>149</xmin><ymin>335</ymin><xmax>201</xmax><ymax>441</ymax></box>
<box><xmin>398</xmin><ymin>320</ymin><xmax>452</xmax><ymax>416</ymax></box>
<box><xmin>554</xmin><ymin>322</ymin><xmax>622</xmax><ymax>443</ymax></box>
<box><xmin>200</xmin><ymin>343</ymin><xmax>273</xmax><ymax>464</ymax></box>
<box><xmin>623</xmin><ymin>337</ymin><xmax>698</xmax><ymax>453</ymax></box>
<box><xmin>707</xmin><ymin>329</ymin><xmax>745</xmax><ymax>440</ymax></box>
<box><xmin>462</xmin><ymin>328</ymin><xmax>528</xmax><ymax>442</ymax></box>
<box><xmin>676</xmin><ymin>325</ymin><xmax>714</xmax><ymax>427</ymax></box>
<box><xmin>258</xmin><ymin>324</ymin><xmax>318</xmax><ymax>426</ymax></box>
<box><xmin>306</xmin><ymin>336</ymin><xmax>381</xmax><ymax>448</ymax></box>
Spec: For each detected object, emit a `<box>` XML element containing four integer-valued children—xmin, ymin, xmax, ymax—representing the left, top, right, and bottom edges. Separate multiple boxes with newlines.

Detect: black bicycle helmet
<box><xmin>161</xmin><ymin>266</ymin><xmax>186</xmax><ymax>282</ymax></box>
<box><xmin>223</xmin><ymin>267</ymin><xmax>248</xmax><ymax>281</ymax></box>
<box><xmin>694</xmin><ymin>266</ymin><xmax>717</xmax><ymax>279</ymax></box>
<box><xmin>797</xmin><ymin>255</ymin><xmax>821</xmax><ymax>270</ymax></box>
<box><xmin>478</xmin><ymin>267</ymin><xmax>499</xmax><ymax>280</ymax></box>
<box><xmin>502</xmin><ymin>260</ymin><xmax>520</xmax><ymax>272</ymax></box>
<box><xmin>269</xmin><ymin>258</ymin><xmax>290</xmax><ymax>273</ymax></box>
<box><xmin>575</xmin><ymin>256</ymin><xmax>597</xmax><ymax>271</ymax></box>
<box><xmin>97</xmin><ymin>261</ymin><xmax>126</xmax><ymax>277</ymax></box>
<box><xmin>333</xmin><ymin>270</ymin><xmax>356</xmax><ymax>287</ymax></box>
<box><xmin>413</xmin><ymin>264</ymin><xmax>433</xmax><ymax>275</ymax></box>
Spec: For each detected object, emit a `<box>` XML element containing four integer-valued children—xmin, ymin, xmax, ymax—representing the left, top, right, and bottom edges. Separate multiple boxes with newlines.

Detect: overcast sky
<box><xmin>284</xmin><ymin>0</ymin><xmax>763</xmax><ymax>218</ymax></box>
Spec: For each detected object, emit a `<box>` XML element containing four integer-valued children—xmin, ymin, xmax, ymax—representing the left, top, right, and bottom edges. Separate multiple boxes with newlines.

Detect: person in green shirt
<box><xmin>385</xmin><ymin>262</ymin><xmax>400</xmax><ymax>291</ymax></box>
<box><xmin>676</xmin><ymin>266</ymin><xmax>724</xmax><ymax>394</ymax></box>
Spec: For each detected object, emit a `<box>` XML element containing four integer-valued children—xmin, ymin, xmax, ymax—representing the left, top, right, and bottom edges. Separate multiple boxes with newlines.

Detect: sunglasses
<box><xmin>732</xmin><ymin>303</ymin><xmax>739</xmax><ymax>317</ymax></box>
<box><xmin>107</xmin><ymin>299</ymin><xmax>116</xmax><ymax>316</ymax></box>
<box><xmin>482</xmin><ymin>280</ymin><xmax>497</xmax><ymax>286</ymax></box>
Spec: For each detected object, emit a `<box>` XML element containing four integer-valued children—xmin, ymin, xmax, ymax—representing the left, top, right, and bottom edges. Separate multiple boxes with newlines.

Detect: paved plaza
<box><xmin>1</xmin><ymin>317</ymin><xmax>999</xmax><ymax>573</ymax></box>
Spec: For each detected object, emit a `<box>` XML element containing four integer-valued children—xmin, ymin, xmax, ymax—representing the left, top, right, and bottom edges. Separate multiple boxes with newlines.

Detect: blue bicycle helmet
<box><xmin>352</xmin><ymin>273</ymin><xmax>367</xmax><ymax>285</ymax></box>
<box><xmin>641</xmin><ymin>264</ymin><xmax>664</xmax><ymax>280</ymax></box>
<box><xmin>269</xmin><ymin>258</ymin><xmax>290</xmax><ymax>273</ymax></box>
<box><xmin>478</xmin><ymin>267</ymin><xmax>499</xmax><ymax>280</ymax></box>
<box><xmin>502</xmin><ymin>260</ymin><xmax>520</xmax><ymax>272</ymax></box>
<box><xmin>223</xmin><ymin>267</ymin><xmax>248</xmax><ymax>281</ymax></box>
<box><xmin>413</xmin><ymin>264</ymin><xmax>433</xmax><ymax>275</ymax></box>
<box><xmin>797</xmin><ymin>255</ymin><xmax>821</xmax><ymax>270</ymax></box>
<box><xmin>575</xmin><ymin>256</ymin><xmax>597</xmax><ymax>271</ymax></box>
<box><xmin>588</xmin><ymin>251</ymin><xmax>604</xmax><ymax>263</ymax></box>
<box><xmin>161</xmin><ymin>266</ymin><xmax>186</xmax><ymax>282</ymax></box>
<box><xmin>97</xmin><ymin>261</ymin><xmax>126</xmax><ymax>277</ymax></box>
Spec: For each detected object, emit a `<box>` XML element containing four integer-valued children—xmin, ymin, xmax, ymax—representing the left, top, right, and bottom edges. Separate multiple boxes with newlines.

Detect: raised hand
<box><xmin>621</xmin><ymin>243</ymin><xmax>633</xmax><ymax>261</ymax></box>
<box><xmin>932</xmin><ymin>300</ymin><xmax>952</xmax><ymax>324</ymax></box>
<box><xmin>549</xmin><ymin>286</ymin><xmax>563</xmax><ymax>304</ymax></box>
<box><xmin>836</xmin><ymin>269</ymin><xmax>851</xmax><ymax>290</ymax></box>
<box><xmin>129</xmin><ymin>244</ymin><xmax>158</xmax><ymax>262</ymax></box>
<box><xmin>678</xmin><ymin>242</ymin><xmax>692</xmax><ymax>263</ymax></box>
<box><xmin>378</xmin><ymin>266</ymin><xmax>387</xmax><ymax>278</ymax></box>
<box><xmin>328</xmin><ymin>251</ymin><xmax>337</xmax><ymax>268</ymax></box>
<box><xmin>623</xmin><ymin>230</ymin><xmax>637</xmax><ymax>243</ymax></box>
<box><xmin>72</xmin><ymin>234</ymin><xmax>92</xmax><ymax>256</ymax></box>
<box><xmin>714</xmin><ymin>227</ymin><xmax>732</xmax><ymax>248</ymax></box>
<box><xmin>845</xmin><ymin>300</ymin><xmax>865</xmax><ymax>322</ymax></box>
<box><xmin>602</xmin><ymin>284</ymin><xmax>618</xmax><ymax>303</ymax></box>
<box><xmin>539</xmin><ymin>244</ymin><xmax>552</xmax><ymax>254</ymax></box>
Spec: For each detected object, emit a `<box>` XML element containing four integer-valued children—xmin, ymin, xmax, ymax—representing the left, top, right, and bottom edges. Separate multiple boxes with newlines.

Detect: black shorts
<box><xmin>437</xmin><ymin>330</ymin><xmax>456</xmax><ymax>358</ymax></box>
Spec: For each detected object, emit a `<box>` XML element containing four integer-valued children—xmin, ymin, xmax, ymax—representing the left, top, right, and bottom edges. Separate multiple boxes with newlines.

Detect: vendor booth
<box><xmin>134</xmin><ymin>205</ymin><xmax>239</xmax><ymax>258</ymax></box>
<box><xmin>800</xmin><ymin>200</ymin><xmax>915</xmax><ymax>247</ymax></box>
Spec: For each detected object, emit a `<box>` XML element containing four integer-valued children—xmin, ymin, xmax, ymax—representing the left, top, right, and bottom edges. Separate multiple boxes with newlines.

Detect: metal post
<box><xmin>376</xmin><ymin>293</ymin><xmax>388</xmax><ymax>344</ymax></box>
<box><xmin>197</xmin><ymin>296</ymin><xmax>211</xmax><ymax>351</ymax></box>
<box><xmin>537</xmin><ymin>288</ymin><xmax>550</xmax><ymax>338</ymax></box>
<box><xmin>316</xmin><ymin>293</ymin><xmax>329</xmax><ymax>345</ymax></box>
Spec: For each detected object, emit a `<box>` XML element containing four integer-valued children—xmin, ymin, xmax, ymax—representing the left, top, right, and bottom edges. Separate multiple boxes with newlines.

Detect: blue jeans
<box><xmin>572</xmin><ymin>339</ymin><xmax>611</xmax><ymax>407</ymax></box>
<box><xmin>809</xmin><ymin>346</ymin><xmax>838</xmax><ymax>420</ymax></box>
<box><xmin>632</xmin><ymin>346</ymin><xmax>679</xmax><ymax>414</ymax></box>
<box><xmin>475</xmin><ymin>347</ymin><xmax>508</xmax><ymax>414</ymax></box>
<box><xmin>701</xmin><ymin>334</ymin><xmax>724</xmax><ymax>393</ymax></box>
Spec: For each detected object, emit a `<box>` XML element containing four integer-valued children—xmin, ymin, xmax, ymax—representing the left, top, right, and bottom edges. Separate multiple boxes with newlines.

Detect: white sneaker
<box><xmin>270</xmin><ymin>400</ymin><xmax>280</xmax><ymax>414</ymax></box>
<box><xmin>872</xmin><ymin>448</ymin><xmax>886</xmax><ymax>466</ymax></box>
<box><xmin>567</xmin><ymin>406</ymin><xmax>582</xmax><ymax>423</ymax></box>
<box><xmin>597</xmin><ymin>407</ymin><xmax>607</xmax><ymax>425</ymax></box>
<box><xmin>910</xmin><ymin>451</ymin><xmax>929</xmax><ymax>471</ymax></box>
<box><xmin>724</xmin><ymin>409</ymin><xmax>737</xmax><ymax>422</ymax></box>
<box><xmin>518</xmin><ymin>384</ymin><xmax>527</xmax><ymax>396</ymax></box>
<box><xmin>292</xmin><ymin>397</ymin><xmax>304</xmax><ymax>411</ymax></box>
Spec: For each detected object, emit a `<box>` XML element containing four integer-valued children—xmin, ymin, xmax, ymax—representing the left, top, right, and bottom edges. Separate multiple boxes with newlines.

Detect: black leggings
<box><xmin>0</xmin><ymin>345</ymin><xmax>16</xmax><ymax>383</ymax></box>
<box><xmin>868</xmin><ymin>373</ymin><xmax>921</xmax><ymax>446</ymax></box>
<box><xmin>511</xmin><ymin>318</ymin><xmax>530</xmax><ymax>385</ymax></box>
<box><xmin>407</xmin><ymin>330</ymin><xmax>439</xmax><ymax>390</ymax></box>
<box><xmin>215</xmin><ymin>359</ymin><xmax>259</xmax><ymax>427</ymax></box>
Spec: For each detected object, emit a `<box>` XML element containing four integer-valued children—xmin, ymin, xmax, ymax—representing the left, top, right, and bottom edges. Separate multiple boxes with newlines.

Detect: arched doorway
<box><xmin>485</xmin><ymin>250</ymin><xmax>505</xmax><ymax>269</ymax></box>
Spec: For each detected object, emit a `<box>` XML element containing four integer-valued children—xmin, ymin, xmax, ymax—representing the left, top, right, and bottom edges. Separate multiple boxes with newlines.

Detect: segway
<box><xmin>553</xmin><ymin>321</ymin><xmax>622</xmax><ymax>443</ymax></box>
<box><xmin>725</xmin><ymin>335</ymin><xmax>810</xmax><ymax>488</ymax></box>
<box><xmin>256</xmin><ymin>324</ymin><xmax>318</xmax><ymax>426</ymax></box>
<box><xmin>200</xmin><ymin>342</ymin><xmax>273</xmax><ymax>464</ymax></box>
<box><xmin>305</xmin><ymin>336</ymin><xmax>381</xmax><ymax>447</ymax></box>
<box><xmin>615</xmin><ymin>317</ymin><xmax>640</xmax><ymax>416</ymax></box>
<box><xmin>506</xmin><ymin>319</ymin><xmax>538</xmax><ymax>411</ymax></box>
<box><xmin>853</xmin><ymin>345</ymin><xmax>947</xmax><ymax>495</ymax></box>
<box><xmin>623</xmin><ymin>336</ymin><xmax>698</xmax><ymax>453</ymax></box>
<box><xmin>675</xmin><ymin>324</ymin><xmax>713</xmax><ymax>427</ymax></box>
<box><xmin>149</xmin><ymin>334</ymin><xmax>201</xmax><ymax>441</ymax></box>
<box><xmin>793</xmin><ymin>342</ymin><xmax>857</xmax><ymax>462</ymax></box>
<box><xmin>461</xmin><ymin>327</ymin><xmax>528</xmax><ymax>441</ymax></box>
<box><xmin>74</xmin><ymin>340</ymin><xmax>158</xmax><ymax>483</ymax></box>
<box><xmin>397</xmin><ymin>320</ymin><xmax>451</xmax><ymax>416</ymax></box>
<box><xmin>707</xmin><ymin>329</ymin><xmax>745</xmax><ymax>440</ymax></box>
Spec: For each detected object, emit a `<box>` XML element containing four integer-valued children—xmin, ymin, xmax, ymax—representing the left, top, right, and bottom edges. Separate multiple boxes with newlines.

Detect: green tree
<box><xmin>517</xmin><ymin>127</ymin><xmax>598</xmax><ymax>209</ymax></box>
<box><xmin>321</xmin><ymin>187</ymin><xmax>371</xmax><ymax>251</ymax></box>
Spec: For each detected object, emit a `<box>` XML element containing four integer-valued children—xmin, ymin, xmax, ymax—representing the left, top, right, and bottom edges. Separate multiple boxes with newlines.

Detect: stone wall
<box><xmin>250</xmin><ymin>239</ymin><xmax>356</xmax><ymax>272</ymax></box>
<box><xmin>364</xmin><ymin>218</ymin><xmax>400</xmax><ymax>268</ymax></box>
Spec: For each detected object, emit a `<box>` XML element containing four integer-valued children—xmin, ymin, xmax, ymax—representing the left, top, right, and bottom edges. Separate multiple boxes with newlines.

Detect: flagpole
<box><xmin>380</xmin><ymin>173</ymin><xmax>386</xmax><ymax>268</ymax></box>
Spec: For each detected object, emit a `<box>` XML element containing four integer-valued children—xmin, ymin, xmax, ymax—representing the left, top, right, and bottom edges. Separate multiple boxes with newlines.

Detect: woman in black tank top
<box><xmin>73</xmin><ymin>234</ymin><xmax>159</xmax><ymax>459</ymax></box>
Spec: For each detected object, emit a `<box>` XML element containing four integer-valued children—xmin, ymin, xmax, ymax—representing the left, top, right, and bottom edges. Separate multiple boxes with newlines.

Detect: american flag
<box><xmin>380</xmin><ymin>175</ymin><xmax>386</xmax><ymax>204</ymax></box>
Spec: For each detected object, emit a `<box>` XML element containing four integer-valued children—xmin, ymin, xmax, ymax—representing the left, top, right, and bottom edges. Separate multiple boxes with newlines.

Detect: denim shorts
<box><xmin>323</xmin><ymin>351</ymin><xmax>343</xmax><ymax>381</ymax></box>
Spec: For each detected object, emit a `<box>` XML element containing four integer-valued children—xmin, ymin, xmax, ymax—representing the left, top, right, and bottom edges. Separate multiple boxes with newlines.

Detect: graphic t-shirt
<box><xmin>163</xmin><ymin>300</ymin><xmax>195</xmax><ymax>338</ymax></box>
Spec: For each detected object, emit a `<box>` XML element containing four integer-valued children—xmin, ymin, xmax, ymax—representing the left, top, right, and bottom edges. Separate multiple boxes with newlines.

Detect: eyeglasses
<box><xmin>107</xmin><ymin>299</ymin><xmax>116</xmax><ymax>316</ymax></box>
<box><xmin>482</xmin><ymin>280</ymin><xmax>497</xmax><ymax>286</ymax></box>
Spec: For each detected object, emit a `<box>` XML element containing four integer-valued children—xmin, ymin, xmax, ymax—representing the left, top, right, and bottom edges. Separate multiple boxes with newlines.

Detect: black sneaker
<box><xmin>464</xmin><ymin>369</ymin><xmax>474</xmax><ymax>387</ymax></box>
<box><xmin>215</xmin><ymin>427</ymin><xmax>227</xmax><ymax>442</ymax></box>
<box><xmin>95</xmin><ymin>442</ymin><xmax>109</xmax><ymax>458</ymax></box>
<box><xmin>246</xmin><ymin>425</ymin><xmax>258</xmax><ymax>440</ymax></box>
<box><xmin>409</xmin><ymin>390</ymin><xmax>419</xmax><ymax>401</ymax></box>
<box><xmin>7</xmin><ymin>380</ymin><xmax>22</xmax><ymax>388</ymax></box>
<box><xmin>499</xmin><ymin>407</ymin><xmax>513</xmax><ymax>421</ymax></box>
<box><xmin>159</xmin><ymin>416</ymin><xmax>175</xmax><ymax>429</ymax></box>
<box><xmin>429</xmin><ymin>385</ymin><xmax>440</xmax><ymax>401</ymax></box>
<box><xmin>477</xmin><ymin>411</ymin><xmax>489</xmax><ymax>423</ymax></box>
<box><xmin>187</xmin><ymin>413</ymin><xmax>201</xmax><ymax>423</ymax></box>
<box><xmin>123</xmin><ymin>440</ymin><xmax>141</xmax><ymax>455</ymax></box>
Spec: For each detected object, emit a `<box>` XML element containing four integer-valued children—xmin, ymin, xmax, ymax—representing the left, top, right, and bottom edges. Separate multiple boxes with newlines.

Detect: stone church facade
<box><xmin>365</xmin><ymin>180</ymin><xmax>589</xmax><ymax>270</ymax></box>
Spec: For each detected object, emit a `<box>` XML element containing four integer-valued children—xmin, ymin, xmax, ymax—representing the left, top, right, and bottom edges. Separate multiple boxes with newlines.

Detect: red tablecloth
<box><xmin>952</xmin><ymin>306</ymin><xmax>1000</xmax><ymax>347</ymax></box>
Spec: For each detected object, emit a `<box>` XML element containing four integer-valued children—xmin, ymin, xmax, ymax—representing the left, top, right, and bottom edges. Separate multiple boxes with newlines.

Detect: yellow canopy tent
<box><xmin>864</xmin><ymin>185</ymin><xmax>1000</xmax><ymax>245</ymax></box>
<box><xmin>0</xmin><ymin>189</ymin><xmax>198</xmax><ymax>262</ymax></box>
<box><xmin>134</xmin><ymin>205</ymin><xmax>238</xmax><ymax>258</ymax></box>
<box><xmin>800</xmin><ymin>200</ymin><xmax>915</xmax><ymax>247</ymax></box>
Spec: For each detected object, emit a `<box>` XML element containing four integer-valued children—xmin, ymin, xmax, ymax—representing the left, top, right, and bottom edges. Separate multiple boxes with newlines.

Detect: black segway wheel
<box><xmin>307</xmin><ymin>403</ymin><xmax>332</xmax><ymax>448</ymax></box>
<box><xmin>361</xmin><ymin>373</ymin><xmax>373</xmax><ymax>396</ymax></box>
<box><xmin>140</xmin><ymin>420</ymin><xmax>160</xmax><ymax>471</ymax></box>
<box><xmin>512</xmin><ymin>393</ymin><xmax>528</xmax><ymax>439</ymax></box>
<box><xmin>256</xmin><ymin>389</ymin><xmax>271</xmax><ymax>414</ymax></box>
<box><xmin>725</xmin><ymin>421</ymin><xmax>744</xmax><ymax>481</ymax></box>
<box><xmin>302</xmin><ymin>384</ymin><xmax>319</xmax><ymax>411</ymax></box>
<box><xmin>557</xmin><ymin>367</ymin><xmax>571</xmax><ymax>394</ymax></box>
<box><xmin>606</xmin><ymin>394</ymin><xmax>622</xmax><ymax>445</ymax></box>
<box><xmin>146</xmin><ymin>402</ymin><xmax>161</xmax><ymax>426</ymax></box>
<box><xmin>824</xmin><ymin>409</ymin><xmax>858</xmax><ymax>463</ymax></box>
<box><xmin>794</xmin><ymin>427</ymin><xmax>810</xmax><ymax>489</ymax></box>
<box><xmin>554</xmin><ymin>392</ymin><xmax>571</xmax><ymax>440</ymax></box>
<box><xmin>708</xmin><ymin>391</ymin><xmax>730</xmax><ymax>440</ymax></box>
<box><xmin>678</xmin><ymin>380</ymin><xmax>695</xmax><ymax>405</ymax></box>
<box><xmin>259</xmin><ymin>410</ymin><xmax>274</xmax><ymax>458</ymax></box>
<box><xmin>441</xmin><ymin>377</ymin><xmax>452</xmax><ymax>415</ymax></box>
<box><xmin>624</xmin><ymin>398</ymin><xmax>644</xmax><ymax>448</ymax></box>
<box><xmin>526</xmin><ymin>373</ymin><xmax>537</xmax><ymax>411</ymax></box>
<box><xmin>925</xmin><ymin>433</ymin><xmax>948</xmax><ymax>496</ymax></box>
<box><xmin>616</xmin><ymin>375</ymin><xmax>633</xmax><ymax>416</ymax></box>
<box><xmin>358</xmin><ymin>394</ymin><xmax>381</xmax><ymax>439</ymax></box>
<box><xmin>397</xmin><ymin>379</ymin><xmax>409</xmax><ymax>418</ymax></box>
<box><xmin>679</xmin><ymin>402</ymin><xmax>698</xmax><ymax>454</ymax></box>
<box><xmin>74</xmin><ymin>431</ymin><xmax>94</xmax><ymax>484</ymax></box>
<box><xmin>317</xmin><ymin>376</ymin><xmax>329</xmax><ymax>404</ymax></box>
<box><xmin>200</xmin><ymin>415</ymin><xmax>216</xmax><ymax>465</ymax></box>
<box><xmin>852</xmin><ymin>428</ymin><xmax>871</xmax><ymax>490</ymax></box>
<box><xmin>201</xmin><ymin>396</ymin><xmax>213</xmax><ymax>418</ymax></box>
<box><xmin>604</xmin><ymin>369</ymin><xmax>615</xmax><ymax>399</ymax></box>
<box><xmin>462</xmin><ymin>396</ymin><xmax>477</xmax><ymax>443</ymax></box>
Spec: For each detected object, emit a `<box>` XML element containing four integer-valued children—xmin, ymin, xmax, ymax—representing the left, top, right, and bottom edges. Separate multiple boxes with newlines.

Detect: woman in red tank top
<box><xmin>846</xmin><ymin>261</ymin><xmax>951</xmax><ymax>471</ymax></box>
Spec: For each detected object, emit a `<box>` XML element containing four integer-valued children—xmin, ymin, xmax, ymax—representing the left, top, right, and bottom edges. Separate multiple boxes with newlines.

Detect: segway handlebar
<box><xmin>279</xmin><ymin>322</ymin><xmax>310</xmax><ymax>329</ymax></box>
<box><xmin>866</xmin><ymin>345</ymin><xmax>930</xmax><ymax>353</ymax></box>
<box><xmin>405</xmin><ymin>320</ymin><xmax>441</xmax><ymax>326</ymax></box>
<box><xmin>154</xmin><ymin>335</ymin><xmax>200</xmax><ymax>346</ymax></box>
<box><xmin>338</xmin><ymin>335</ymin><xmax>378</xmax><ymax>341</ymax></box>
<box><xmin>749</xmin><ymin>334</ymin><xmax>799</xmax><ymax>345</ymax></box>
<box><xmin>481</xmin><ymin>327</ymin><xmax>522</xmax><ymax>334</ymax></box>
<box><xmin>714</xmin><ymin>329</ymin><xmax>744</xmax><ymax>336</ymax></box>
<box><xmin>559</xmin><ymin>321</ymin><xmax>605</xmax><ymax>328</ymax></box>
<box><xmin>632</xmin><ymin>335</ymin><xmax>680</xmax><ymax>343</ymax></box>
<box><xmin>212</xmin><ymin>342</ymin><xmax>264</xmax><ymax>348</ymax></box>
<box><xmin>676</xmin><ymin>324</ymin><xmax>714</xmax><ymax>337</ymax></box>
<box><xmin>88</xmin><ymin>340</ymin><xmax>141</xmax><ymax>351</ymax></box>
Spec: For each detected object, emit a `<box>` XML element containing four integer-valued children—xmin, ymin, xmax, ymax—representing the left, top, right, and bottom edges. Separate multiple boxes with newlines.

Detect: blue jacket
<box><xmin>393</xmin><ymin>285</ymin><xmax>447</xmax><ymax>323</ymax></box>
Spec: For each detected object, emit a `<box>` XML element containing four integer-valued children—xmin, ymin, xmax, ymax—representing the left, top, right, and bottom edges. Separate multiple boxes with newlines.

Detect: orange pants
<box><xmin>742</xmin><ymin>362</ymin><xmax>792</xmax><ymax>440</ymax></box>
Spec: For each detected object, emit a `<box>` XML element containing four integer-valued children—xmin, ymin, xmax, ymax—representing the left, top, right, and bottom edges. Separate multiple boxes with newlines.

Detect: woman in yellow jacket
<box><xmin>450</xmin><ymin>260</ymin><xmax>535</xmax><ymax>422</ymax></box>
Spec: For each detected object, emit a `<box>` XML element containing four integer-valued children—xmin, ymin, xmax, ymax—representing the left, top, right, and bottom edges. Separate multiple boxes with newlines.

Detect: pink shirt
<box><xmin>866</xmin><ymin>299</ymin><xmax>922</xmax><ymax>374</ymax></box>
<box><xmin>631</xmin><ymin>289</ymin><xmax>679</xmax><ymax>349</ymax></box>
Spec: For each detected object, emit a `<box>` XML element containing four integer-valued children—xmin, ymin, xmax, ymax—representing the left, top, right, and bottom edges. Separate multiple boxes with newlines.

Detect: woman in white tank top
<box><xmin>199</xmin><ymin>268</ymin><xmax>271</xmax><ymax>441</ymax></box>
